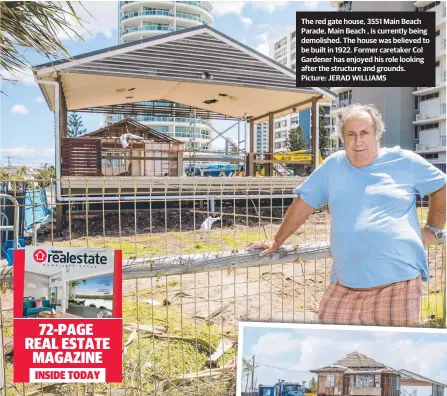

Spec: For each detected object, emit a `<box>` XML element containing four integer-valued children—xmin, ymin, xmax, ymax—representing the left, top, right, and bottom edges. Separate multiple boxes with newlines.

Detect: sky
<box><xmin>75</xmin><ymin>274</ymin><xmax>113</xmax><ymax>296</ymax></box>
<box><xmin>241</xmin><ymin>324</ymin><xmax>447</xmax><ymax>396</ymax></box>
<box><xmin>0</xmin><ymin>0</ymin><xmax>334</xmax><ymax>167</ymax></box>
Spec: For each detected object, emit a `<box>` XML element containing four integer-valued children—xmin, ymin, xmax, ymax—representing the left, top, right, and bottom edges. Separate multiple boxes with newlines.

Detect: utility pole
<box><xmin>5</xmin><ymin>156</ymin><xmax>14</xmax><ymax>176</ymax></box>
<box><xmin>251</xmin><ymin>355</ymin><xmax>255</xmax><ymax>392</ymax></box>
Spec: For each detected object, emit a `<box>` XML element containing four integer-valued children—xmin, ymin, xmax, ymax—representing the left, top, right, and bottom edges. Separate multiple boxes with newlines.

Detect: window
<box><xmin>420</xmin><ymin>122</ymin><xmax>439</xmax><ymax>131</ymax></box>
<box><xmin>338</xmin><ymin>1</ymin><xmax>352</xmax><ymax>12</ymax></box>
<box><xmin>152</xmin><ymin>126</ymin><xmax>169</xmax><ymax>133</ymax></box>
<box><xmin>291</xmin><ymin>52</ymin><xmax>296</xmax><ymax>60</ymax></box>
<box><xmin>375</xmin><ymin>375</ymin><xmax>381</xmax><ymax>388</ymax></box>
<box><xmin>355</xmin><ymin>375</ymin><xmax>374</xmax><ymax>387</ymax></box>
<box><xmin>422</xmin><ymin>153</ymin><xmax>439</xmax><ymax>160</ymax></box>
<box><xmin>337</xmin><ymin>90</ymin><xmax>352</xmax><ymax>107</ymax></box>
<box><xmin>275</xmin><ymin>132</ymin><xmax>281</xmax><ymax>139</ymax></box>
<box><xmin>436</xmin><ymin>30</ymin><xmax>440</xmax><ymax>36</ymax></box>
<box><xmin>292</xmin><ymin>31</ymin><xmax>296</xmax><ymax>39</ymax></box>
<box><xmin>291</xmin><ymin>63</ymin><xmax>296</xmax><ymax>71</ymax></box>
<box><xmin>441</xmin><ymin>135</ymin><xmax>446</xmax><ymax>146</ymax></box>
<box><xmin>291</xmin><ymin>117</ymin><xmax>298</xmax><ymax>124</ymax></box>
<box><xmin>274</xmin><ymin>37</ymin><xmax>287</xmax><ymax>50</ymax></box>
<box><xmin>275</xmin><ymin>47</ymin><xmax>287</xmax><ymax>58</ymax></box>
<box><xmin>282</xmin><ymin>120</ymin><xmax>287</xmax><ymax>127</ymax></box>
<box><xmin>326</xmin><ymin>375</ymin><xmax>335</xmax><ymax>387</ymax></box>
<box><xmin>414</xmin><ymin>126</ymin><xmax>419</xmax><ymax>140</ymax></box>
<box><xmin>291</xmin><ymin>42</ymin><xmax>296</xmax><ymax>50</ymax></box>
<box><xmin>275</xmin><ymin>122</ymin><xmax>281</xmax><ymax>128</ymax></box>
<box><xmin>435</xmin><ymin>61</ymin><xmax>440</xmax><ymax>67</ymax></box>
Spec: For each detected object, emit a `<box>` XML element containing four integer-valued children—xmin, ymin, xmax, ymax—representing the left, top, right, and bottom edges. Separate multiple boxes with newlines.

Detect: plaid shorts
<box><xmin>318</xmin><ymin>276</ymin><xmax>422</xmax><ymax>327</ymax></box>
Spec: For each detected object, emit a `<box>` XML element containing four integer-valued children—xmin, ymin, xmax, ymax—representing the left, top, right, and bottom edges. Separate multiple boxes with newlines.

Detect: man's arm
<box><xmin>422</xmin><ymin>184</ymin><xmax>446</xmax><ymax>248</ymax></box>
<box><xmin>248</xmin><ymin>197</ymin><xmax>316</xmax><ymax>256</ymax></box>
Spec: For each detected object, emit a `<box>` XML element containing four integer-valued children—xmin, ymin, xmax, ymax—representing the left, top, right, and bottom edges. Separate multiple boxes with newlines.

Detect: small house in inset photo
<box><xmin>310</xmin><ymin>351</ymin><xmax>446</xmax><ymax>396</ymax></box>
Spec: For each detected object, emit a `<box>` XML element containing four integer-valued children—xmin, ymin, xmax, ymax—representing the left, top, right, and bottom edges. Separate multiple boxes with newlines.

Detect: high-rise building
<box><xmin>256</xmin><ymin>122</ymin><xmax>269</xmax><ymax>153</ymax></box>
<box><xmin>330</xmin><ymin>1</ymin><xmax>446</xmax><ymax>165</ymax></box>
<box><xmin>106</xmin><ymin>1</ymin><xmax>214</xmax><ymax>149</ymax></box>
<box><xmin>268</xmin><ymin>31</ymin><xmax>332</xmax><ymax>153</ymax></box>
<box><xmin>413</xmin><ymin>1</ymin><xmax>446</xmax><ymax>165</ymax></box>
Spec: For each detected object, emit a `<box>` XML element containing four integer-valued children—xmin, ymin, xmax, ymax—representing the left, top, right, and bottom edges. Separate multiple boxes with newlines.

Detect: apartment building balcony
<box><xmin>435</xmin><ymin>3</ymin><xmax>446</xmax><ymax>29</ymax></box>
<box><xmin>413</xmin><ymin>112</ymin><xmax>446</xmax><ymax>125</ymax></box>
<box><xmin>415</xmin><ymin>141</ymin><xmax>446</xmax><ymax>153</ymax></box>
<box><xmin>436</xmin><ymin>35</ymin><xmax>446</xmax><ymax>60</ymax></box>
<box><xmin>330</xmin><ymin>87</ymin><xmax>349</xmax><ymax>93</ymax></box>
<box><xmin>413</xmin><ymin>83</ymin><xmax>446</xmax><ymax>95</ymax></box>
<box><xmin>331</xmin><ymin>99</ymin><xmax>352</xmax><ymax>114</ymax></box>
<box><xmin>121</xmin><ymin>9</ymin><xmax>211</xmax><ymax>26</ymax></box>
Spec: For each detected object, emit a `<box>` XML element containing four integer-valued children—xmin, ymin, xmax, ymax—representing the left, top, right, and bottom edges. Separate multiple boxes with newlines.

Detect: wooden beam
<box><xmin>268</xmin><ymin>112</ymin><xmax>274</xmax><ymax>176</ymax></box>
<box><xmin>248</xmin><ymin>96</ymin><xmax>323</xmax><ymax>123</ymax></box>
<box><xmin>249</xmin><ymin>120</ymin><xmax>254</xmax><ymax>153</ymax></box>
<box><xmin>248</xmin><ymin>152</ymin><xmax>255</xmax><ymax>176</ymax></box>
<box><xmin>311</xmin><ymin>98</ymin><xmax>318</xmax><ymax>172</ymax></box>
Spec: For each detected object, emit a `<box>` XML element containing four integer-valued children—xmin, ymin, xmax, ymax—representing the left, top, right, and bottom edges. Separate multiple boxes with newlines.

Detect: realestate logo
<box><xmin>33</xmin><ymin>249</ymin><xmax>47</xmax><ymax>263</ymax></box>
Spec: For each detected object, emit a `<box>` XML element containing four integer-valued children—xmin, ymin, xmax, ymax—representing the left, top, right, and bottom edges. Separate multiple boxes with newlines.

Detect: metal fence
<box><xmin>0</xmin><ymin>177</ymin><xmax>445</xmax><ymax>395</ymax></box>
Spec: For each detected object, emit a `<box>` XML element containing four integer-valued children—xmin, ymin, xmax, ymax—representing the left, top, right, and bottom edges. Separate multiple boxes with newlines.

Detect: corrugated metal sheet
<box><xmin>62</xmin><ymin>32</ymin><xmax>306</xmax><ymax>92</ymax></box>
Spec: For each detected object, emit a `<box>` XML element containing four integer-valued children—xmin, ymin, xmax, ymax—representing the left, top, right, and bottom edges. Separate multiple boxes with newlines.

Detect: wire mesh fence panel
<box><xmin>0</xmin><ymin>177</ymin><xmax>444</xmax><ymax>395</ymax></box>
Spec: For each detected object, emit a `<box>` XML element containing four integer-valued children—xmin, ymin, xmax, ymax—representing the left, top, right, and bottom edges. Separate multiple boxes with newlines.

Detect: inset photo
<box><xmin>237</xmin><ymin>322</ymin><xmax>447</xmax><ymax>396</ymax></box>
<box><xmin>21</xmin><ymin>247</ymin><xmax>117</xmax><ymax>319</ymax></box>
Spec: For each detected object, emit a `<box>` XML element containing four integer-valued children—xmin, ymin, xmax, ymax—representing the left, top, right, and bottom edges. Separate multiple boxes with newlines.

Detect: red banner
<box><xmin>14</xmin><ymin>319</ymin><xmax>122</xmax><ymax>383</ymax></box>
<box><xmin>14</xmin><ymin>248</ymin><xmax>123</xmax><ymax>383</ymax></box>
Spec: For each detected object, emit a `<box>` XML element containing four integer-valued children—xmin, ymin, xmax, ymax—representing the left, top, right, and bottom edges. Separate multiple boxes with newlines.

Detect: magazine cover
<box><xmin>13</xmin><ymin>247</ymin><xmax>122</xmax><ymax>383</ymax></box>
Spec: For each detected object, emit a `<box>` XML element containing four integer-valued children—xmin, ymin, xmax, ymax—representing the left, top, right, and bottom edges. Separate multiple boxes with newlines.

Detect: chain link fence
<box><xmin>0</xmin><ymin>177</ymin><xmax>445</xmax><ymax>395</ymax></box>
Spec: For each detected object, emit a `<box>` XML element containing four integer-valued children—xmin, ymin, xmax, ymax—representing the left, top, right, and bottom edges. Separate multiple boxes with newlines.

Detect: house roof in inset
<box><xmin>399</xmin><ymin>369</ymin><xmax>447</xmax><ymax>388</ymax></box>
<box><xmin>33</xmin><ymin>25</ymin><xmax>336</xmax><ymax>121</ymax></box>
<box><xmin>83</xmin><ymin>118</ymin><xmax>182</xmax><ymax>144</ymax></box>
<box><xmin>334</xmin><ymin>352</ymin><xmax>390</xmax><ymax>369</ymax></box>
<box><xmin>310</xmin><ymin>352</ymin><xmax>392</xmax><ymax>374</ymax></box>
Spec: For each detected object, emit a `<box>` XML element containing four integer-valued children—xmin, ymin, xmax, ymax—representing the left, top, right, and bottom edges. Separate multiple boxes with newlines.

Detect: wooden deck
<box><xmin>60</xmin><ymin>176</ymin><xmax>305</xmax><ymax>196</ymax></box>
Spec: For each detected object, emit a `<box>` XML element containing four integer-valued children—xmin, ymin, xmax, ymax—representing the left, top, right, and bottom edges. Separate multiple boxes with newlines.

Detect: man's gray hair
<box><xmin>334</xmin><ymin>103</ymin><xmax>386</xmax><ymax>143</ymax></box>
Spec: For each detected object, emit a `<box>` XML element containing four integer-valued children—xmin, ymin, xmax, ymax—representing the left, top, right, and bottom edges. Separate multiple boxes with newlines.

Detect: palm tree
<box><xmin>16</xmin><ymin>165</ymin><xmax>29</xmax><ymax>177</ymax></box>
<box><xmin>1</xmin><ymin>2</ymin><xmax>87</xmax><ymax>83</ymax></box>
<box><xmin>242</xmin><ymin>358</ymin><xmax>258</xmax><ymax>392</ymax></box>
<box><xmin>0</xmin><ymin>169</ymin><xmax>9</xmax><ymax>181</ymax></box>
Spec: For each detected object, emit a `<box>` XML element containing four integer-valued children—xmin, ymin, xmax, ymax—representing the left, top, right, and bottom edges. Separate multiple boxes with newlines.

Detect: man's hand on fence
<box><xmin>246</xmin><ymin>241</ymin><xmax>281</xmax><ymax>257</ymax></box>
<box><xmin>421</xmin><ymin>227</ymin><xmax>438</xmax><ymax>249</ymax></box>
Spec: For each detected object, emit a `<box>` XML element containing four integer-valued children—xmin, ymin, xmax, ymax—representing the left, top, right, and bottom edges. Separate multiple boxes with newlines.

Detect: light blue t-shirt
<box><xmin>293</xmin><ymin>146</ymin><xmax>446</xmax><ymax>288</ymax></box>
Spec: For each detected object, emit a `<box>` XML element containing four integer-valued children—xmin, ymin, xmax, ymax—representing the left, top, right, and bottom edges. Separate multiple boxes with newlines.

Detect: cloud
<box><xmin>251</xmin><ymin>332</ymin><xmax>302</xmax><ymax>359</ymax></box>
<box><xmin>251</xmin><ymin>1</ymin><xmax>290</xmax><ymax>14</ymax></box>
<box><xmin>212</xmin><ymin>1</ymin><xmax>246</xmax><ymax>16</ymax></box>
<box><xmin>1</xmin><ymin>67</ymin><xmax>36</xmax><ymax>86</ymax></box>
<box><xmin>35</xmin><ymin>96</ymin><xmax>45</xmax><ymax>103</ymax></box>
<box><xmin>0</xmin><ymin>147</ymin><xmax>55</xmax><ymax>161</ymax></box>
<box><xmin>241</xmin><ymin>16</ymin><xmax>253</xmax><ymax>30</ymax></box>
<box><xmin>56</xmin><ymin>2</ymin><xmax>118</xmax><ymax>41</ymax></box>
<box><xmin>11</xmin><ymin>104</ymin><xmax>29</xmax><ymax>115</ymax></box>
<box><xmin>255</xmin><ymin>31</ymin><xmax>270</xmax><ymax>55</ymax></box>
<box><xmin>304</xmin><ymin>1</ymin><xmax>320</xmax><ymax>10</ymax></box>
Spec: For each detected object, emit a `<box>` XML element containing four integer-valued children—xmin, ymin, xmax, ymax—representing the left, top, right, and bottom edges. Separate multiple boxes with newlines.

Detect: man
<box><xmin>249</xmin><ymin>104</ymin><xmax>446</xmax><ymax>327</ymax></box>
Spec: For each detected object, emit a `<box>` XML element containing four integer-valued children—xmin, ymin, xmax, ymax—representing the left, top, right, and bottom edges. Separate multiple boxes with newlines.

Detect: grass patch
<box><xmin>421</xmin><ymin>292</ymin><xmax>444</xmax><ymax>320</ymax></box>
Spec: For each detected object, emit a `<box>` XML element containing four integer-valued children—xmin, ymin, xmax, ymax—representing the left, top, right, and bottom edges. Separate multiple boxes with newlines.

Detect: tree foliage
<box><xmin>35</xmin><ymin>163</ymin><xmax>55</xmax><ymax>188</ymax></box>
<box><xmin>286</xmin><ymin>125</ymin><xmax>307</xmax><ymax>152</ymax></box>
<box><xmin>0</xmin><ymin>1</ymin><xmax>86</xmax><ymax>82</ymax></box>
<box><xmin>68</xmin><ymin>112</ymin><xmax>87</xmax><ymax>137</ymax></box>
<box><xmin>319</xmin><ymin>107</ymin><xmax>331</xmax><ymax>158</ymax></box>
<box><xmin>309</xmin><ymin>377</ymin><xmax>317</xmax><ymax>392</ymax></box>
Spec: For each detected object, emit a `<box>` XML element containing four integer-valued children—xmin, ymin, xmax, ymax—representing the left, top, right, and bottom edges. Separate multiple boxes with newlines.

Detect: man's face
<box><xmin>343</xmin><ymin>112</ymin><xmax>379</xmax><ymax>167</ymax></box>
